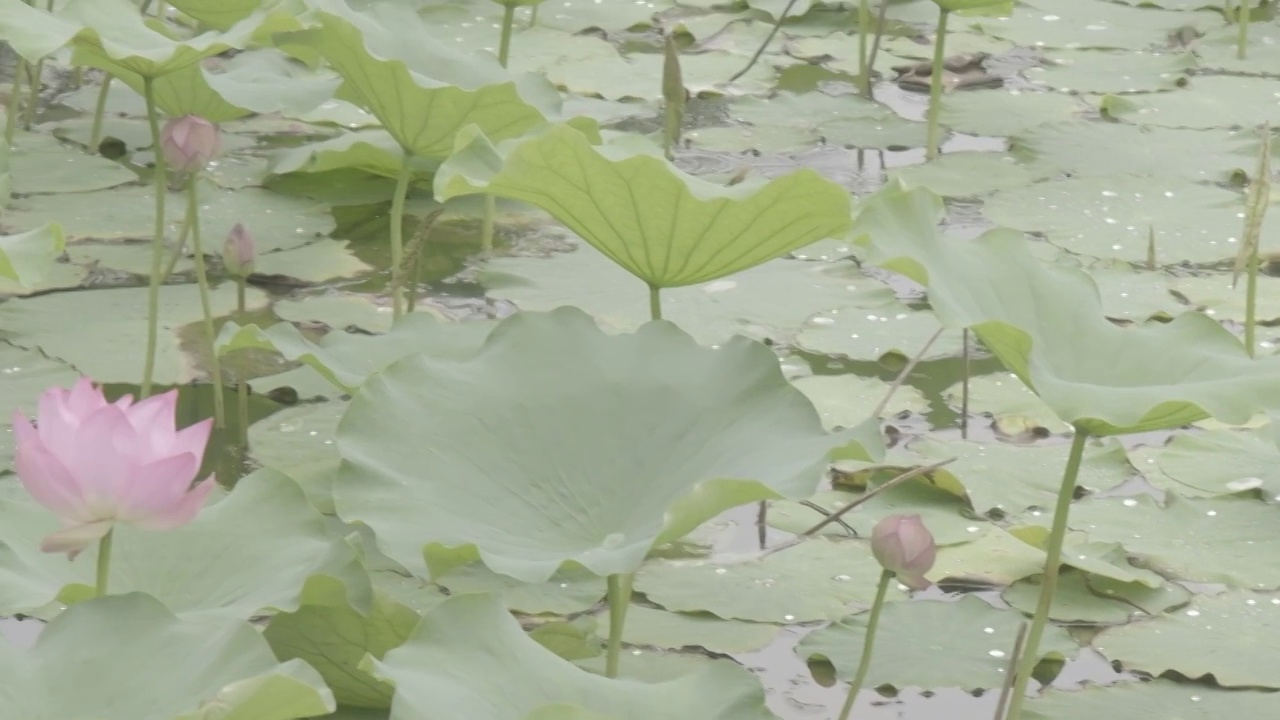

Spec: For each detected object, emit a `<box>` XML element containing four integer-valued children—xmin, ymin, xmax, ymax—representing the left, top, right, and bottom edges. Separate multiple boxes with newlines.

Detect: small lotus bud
<box><xmin>160</xmin><ymin>115</ymin><xmax>220</xmax><ymax>173</ymax></box>
<box><xmin>871</xmin><ymin>514</ymin><xmax>936</xmax><ymax>590</ymax></box>
<box><xmin>223</xmin><ymin>223</ymin><xmax>256</xmax><ymax>277</ymax></box>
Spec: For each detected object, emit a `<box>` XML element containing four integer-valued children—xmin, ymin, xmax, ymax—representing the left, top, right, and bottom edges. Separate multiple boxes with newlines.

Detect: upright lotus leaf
<box><xmin>216</xmin><ymin>313</ymin><xmax>497</xmax><ymax>393</ymax></box>
<box><xmin>853</xmin><ymin>184</ymin><xmax>1280</xmax><ymax>434</ymax></box>
<box><xmin>366</xmin><ymin>593</ymin><xmax>774</xmax><ymax>720</ymax></box>
<box><xmin>335</xmin><ymin>307</ymin><xmax>872</xmax><ymax>582</ymax></box>
<box><xmin>0</xmin><ymin>593</ymin><xmax>335</xmax><ymax>719</ymax></box>
<box><xmin>0</xmin><ymin>223</ymin><xmax>65</xmax><ymax>287</ymax></box>
<box><xmin>435</xmin><ymin>124</ymin><xmax>853</xmax><ymax>288</ymax></box>
<box><xmin>0</xmin><ymin>469</ymin><xmax>372</xmax><ymax>621</ymax></box>
<box><xmin>278</xmin><ymin>0</ymin><xmax>594</xmax><ymax>159</ymax></box>
<box><xmin>0</xmin><ymin>0</ymin><xmax>261</xmax><ymax>76</ymax></box>
<box><xmin>169</xmin><ymin>0</ymin><xmax>275</xmax><ymax>29</ymax></box>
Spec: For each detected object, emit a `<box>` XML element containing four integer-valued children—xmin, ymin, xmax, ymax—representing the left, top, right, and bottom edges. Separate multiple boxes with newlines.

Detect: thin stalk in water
<box><xmin>961</xmin><ymin>328</ymin><xmax>971</xmax><ymax>439</ymax></box>
<box><xmin>95</xmin><ymin>529</ymin><xmax>114</xmax><ymax>597</ymax></box>
<box><xmin>1234</xmin><ymin>122</ymin><xmax>1270</xmax><ymax>357</ymax></box>
<box><xmin>24</xmin><ymin>57</ymin><xmax>42</xmax><ymax>129</ymax></box>
<box><xmin>1225</xmin><ymin>0</ymin><xmax>1236</xmax><ymax>23</ymax></box>
<box><xmin>604</xmin><ymin>573</ymin><xmax>634</xmax><ymax>678</ymax></box>
<box><xmin>89</xmin><ymin>74</ymin><xmax>113</xmax><ymax>153</ymax></box>
<box><xmin>6</xmin><ymin>58</ymin><xmax>25</xmax><ymax>148</ymax></box>
<box><xmin>873</xmin><ymin>326</ymin><xmax>943</xmax><ymax>418</ymax></box>
<box><xmin>1246</xmin><ymin>252</ymin><xmax>1260</xmax><ymax>357</ymax></box>
<box><xmin>866</xmin><ymin>0</ymin><xmax>892</xmax><ymax>81</ymax></box>
<box><xmin>1003</xmin><ymin>428</ymin><xmax>1089</xmax><ymax>720</ymax></box>
<box><xmin>480</xmin><ymin>193</ymin><xmax>496</xmax><ymax>254</ymax></box>
<box><xmin>662</xmin><ymin>32</ymin><xmax>685</xmax><ymax>160</ymax></box>
<box><xmin>925</xmin><ymin>7</ymin><xmax>951</xmax><ymax>160</ymax></box>
<box><xmin>1237</xmin><ymin>2</ymin><xmax>1250</xmax><ymax>59</ymax></box>
<box><xmin>235</xmin><ymin>275</ymin><xmax>250</xmax><ymax>457</ymax></box>
<box><xmin>141</xmin><ymin>76</ymin><xmax>168</xmax><ymax>398</ymax></box>
<box><xmin>389</xmin><ymin>154</ymin><xmax>414</xmax><ymax>318</ymax></box>
<box><xmin>498</xmin><ymin>3</ymin><xmax>517</xmax><ymax>66</ymax></box>
<box><xmin>835</xmin><ymin>569</ymin><xmax>892</xmax><ymax>720</ymax></box>
<box><xmin>858</xmin><ymin>0</ymin><xmax>872</xmax><ymax>98</ymax></box>
<box><xmin>730</xmin><ymin>0</ymin><xmax>801</xmax><ymax>83</ymax></box>
<box><xmin>185</xmin><ymin>177</ymin><xmax>226</xmax><ymax>428</ymax></box>
<box><xmin>993</xmin><ymin>622</ymin><xmax>1028</xmax><ymax>720</ymax></box>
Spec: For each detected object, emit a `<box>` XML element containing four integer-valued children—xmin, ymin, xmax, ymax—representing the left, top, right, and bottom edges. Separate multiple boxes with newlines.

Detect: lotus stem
<box><xmin>925</xmin><ymin>7</ymin><xmax>950</xmax><ymax>161</ymax></box>
<box><xmin>729</xmin><ymin>0</ymin><xmax>800</xmax><ymax>83</ymax></box>
<box><xmin>1237</xmin><ymin>2</ymin><xmax>1249</xmax><ymax>59</ymax></box>
<box><xmin>874</xmin><ymin>327</ymin><xmax>943</xmax><ymax>419</ymax></box>
<box><xmin>1225</xmin><ymin>0</ymin><xmax>1235</xmax><ymax>23</ymax></box>
<box><xmin>498</xmin><ymin>3</ymin><xmax>516</xmax><ymax>67</ymax></box>
<box><xmin>662</xmin><ymin>33</ymin><xmax>685</xmax><ymax>161</ymax></box>
<box><xmin>141</xmin><ymin>76</ymin><xmax>168</xmax><ymax>399</ymax></box>
<box><xmin>866</xmin><ymin>0</ymin><xmax>891</xmax><ymax>83</ymax></box>
<box><xmin>6</xmin><ymin>58</ymin><xmax>25</xmax><ymax>148</ymax></box>
<box><xmin>1004</xmin><ymin>427</ymin><xmax>1089</xmax><ymax>720</ymax></box>
<box><xmin>24</xmin><ymin>58</ymin><xmax>41</xmax><ymax>129</ymax></box>
<box><xmin>993</xmin><ymin>622</ymin><xmax>1028</xmax><ymax>720</ymax></box>
<box><xmin>89</xmin><ymin>74</ymin><xmax>113</xmax><ymax>153</ymax></box>
<box><xmin>1246</xmin><ymin>252</ymin><xmax>1259</xmax><ymax>358</ymax></box>
<box><xmin>185</xmin><ymin>176</ymin><xmax>226</xmax><ymax>428</ymax></box>
<box><xmin>95</xmin><ymin>529</ymin><xmax>113</xmax><ymax>597</ymax></box>
<box><xmin>836</xmin><ymin>568</ymin><xmax>892</xmax><ymax>720</ymax></box>
<box><xmin>161</xmin><ymin>212</ymin><xmax>192</xmax><ymax>282</ymax></box>
<box><xmin>389</xmin><ymin>153</ymin><xmax>413</xmax><ymax>318</ymax></box>
<box><xmin>481</xmin><ymin>194</ymin><xmax>496</xmax><ymax>254</ymax></box>
<box><xmin>530</xmin><ymin>4</ymin><xmax>539</xmax><ymax>24</ymax></box>
<box><xmin>605</xmin><ymin>573</ymin><xmax>634</xmax><ymax>678</ymax></box>
<box><xmin>858</xmin><ymin>0</ymin><xmax>872</xmax><ymax>98</ymax></box>
<box><xmin>648</xmin><ymin>283</ymin><xmax>662</xmax><ymax>320</ymax></box>
<box><xmin>235</xmin><ymin>276</ymin><xmax>249</xmax><ymax>461</ymax></box>
<box><xmin>961</xmin><ymin>328</ymin><xmax>971</xmax><ymax>439</ymax></box>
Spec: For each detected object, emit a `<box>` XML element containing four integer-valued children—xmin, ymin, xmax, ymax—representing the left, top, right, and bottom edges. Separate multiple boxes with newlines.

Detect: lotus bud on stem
<box><xmin>836</xmin><ymin>514</ymin><xmax>937</xmax><ymax>720</ymax></box>
<box><xmin>225</xmin><ymin>223</ymin><xmax>257</xmax><ymax>445</ymax></box>
<box><xmin>662</xmin><ymin>32</ymin><xmax>685</xmax><ymax>161</ymax></box>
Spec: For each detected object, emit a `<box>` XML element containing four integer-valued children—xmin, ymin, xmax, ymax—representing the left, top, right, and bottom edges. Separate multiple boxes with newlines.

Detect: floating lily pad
<box><xmin>1002</xmin><ymin>570</ymin><xmax>1161</xmax><ymax>624</ymax></box>
<box><xmin>1086</xmin><ymin>263</ymin><xmax>1185</xmax><ymax>322</ymax></box>
<box><xmin>436</xmin><ymin>563</ymin><xmax>606</xmax><ymax>615</ymax></box>
<box><xmin>939</xmin><ymin>90</ymin><xmax>1085</xmax><ymax>137</ymax></box>
<box><xmin>931</xmin><ymin>527</ymin><xmax>1046</xmax><ymax>587</ymax></box>
<box><xmin>1152</xmin><ymin>426</ymin><xmax>1280</xmax><ymax>498</ymax></box>
<box><xmin>1011</xmin><ymin>122</ymin><xmax>1249</xmax><ymax>182</ymax></box>
<box><xmin>723</xmin><ymin>92</ymin><xmax>928</xmax><ymax>150</ymax></box>
<box><xmin>0</xmin><ymin>593</ymin><xmax>335</xmax><ymax>720</ymax></box>
<box><xmin>1093</xmin><ymin>591</ymin><xmax>1280</xmax><ymax>687</ymax></box>
<box><xmin>972</xmin><ymin>0</ymin><xmax>1205</xmax><ymax>50</ymax></box>
<box><xmin>1169</xmin><ymin>274</ymin><xmax>1280</xmax><ymax>324</ymax></box>
<box><xmin>797</xmin><ymin>301</ymin><xmax>967</xmax><ymax>364</ymax></box>
<box><xmin>615</xmin><ymin>605</ymin><xmax>780</xmax><ymax>654</ymax></box>
<box><xmin>798</xmin><ymin>596</ymin><xmax>1078</xmax><ymax>690</ymax></box>
<box><xmin>791</xmin><ymin>374</ymin><xmax>928</xmax><ymax>429</ymax></box>
<box><xmin>765</xmin><ymin>484</ymin><xmax>981</xmax><ymax>546</ymax></box>
<box><xmin>1100</xmin><ymin>75</ymin><xmax>1280</xmax><ymax>129</ymax></box>
<box><xmin>1027</xmin><ymin>680</ymin><xmax>1280</xmax><ymax>720</ymax></box>
<box><xmin>1028</xmin><ymin>49</ymin><xmax>1194</xmax><ymax>93</ymax></box>
<box><xmin>943</xmin><ymin>372</ymin><xmax>1071</xmax><ymax>435</ymax></box>
<box><xmin>249</xmin><ymin>401</ymin><xmax>345</xmax><ymax>513</ymax></box>
<box><xmin>889</xmin><ymin>152</ymin><xmax>1048</xmax><ymax>197</ymax></box>
<box><xmin>9</xmin><ymin>132</ymin><xmax>135</xmax><ymax>194</ymax></box>
<box><xmin>336</xmin><ymin>308</ymin><xmax>868</xmax><ymax>583</ymax></box>
<box><xmin>368</xmin><ymin>594</ymin><xmax>774</xmax><ymax>720</ymax></box>
<box><xmin>634</xmin><ymin>538</ymin><xmax>892</xmax><ymax>623</ymax></box>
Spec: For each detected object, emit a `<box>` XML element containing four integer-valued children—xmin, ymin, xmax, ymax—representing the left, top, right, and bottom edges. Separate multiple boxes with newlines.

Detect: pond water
<box><xmin>2</xmin><ymin>0</ymin><xmax>1280</xmax><ymax>718</ymax></box>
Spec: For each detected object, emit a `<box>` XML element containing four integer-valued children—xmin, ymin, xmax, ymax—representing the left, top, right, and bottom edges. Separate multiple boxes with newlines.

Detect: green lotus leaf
<box><xmin>0</xmin><ymin>0</ymin><xmax>262</xmax><ymax>77</ymax></box>
<box><xmin>168</xmin><ymin>0</ymin><xmax>277</xmax><ymax>29</ymax></box>
<box><xmin>335</xmin><ymin>307</ymin><xmax>872</xmax><ymax>583</ymax></box>
<box><xmin>1093</xmin><ymin>590</ymin><xmax>1280</xmax><ymax>688</ymax></box>
<box><xmin>853</xmin><ymin>184</ymin><xmax>1280</xmax><ymax>435</ymax></box>
<box><xmin>264</xmin><ymin>589</ymin><xmax>420</xmax><ymax>709</ymax></box>
<box><xmin>435</xmin><ymin>124</ymin><xmax>853</xmax><ymax>289</ymax></box>
<box><xmin>0</xmin><ymin>469</ymin><xmax>372</xmax><ymax>621</ymax></box>
<box><xmin>216</xmin><ymin>313</ymin><xmax>496</xmax><ymax>394</ymax></box>
<box><xmin>0</xmin><ymin>223</ymin><xmax>65</xmax><ymax>287</ymax></box>
<box><xmin>365</xmin><ymin>593</ymin><xmax>775</xmax><ymax>720</ymax></box>
<box><xmin>799</xmin><ymin>595</ymin><xmax>1077</xmax><ymax>690</ymax></box>
<box><xmin>278</xmin><ymin>0</ymin><xmax>592</xmax><ymax>159</ymax></box>
<box><xmin>0</xmin><ymin>593</ymin><xmax>335</xmax><ymax>719</ymax></box>
<box><xmin>268</xmin><ymin>130</ymin><xmax>412</xmax><ymax>180</ymax></box>
<box><xmin>1150</xmin><ymin>424</ymin><xmax>1280</xmax><ymax>498</ymax></box>
<box><xmin>932</xmin><ymin>0</ymin><xmax>1013</xmax><ymax>13</ymax></box>
<box><xmin>1027</xmin><ymin>680</ymin><xmax>1280</xmax><ymax>720</ymax></box>
<box><xmin>1001</xmin><ymin>569</ymin><xmax>1187</xmax><ymax>624</ymax></box>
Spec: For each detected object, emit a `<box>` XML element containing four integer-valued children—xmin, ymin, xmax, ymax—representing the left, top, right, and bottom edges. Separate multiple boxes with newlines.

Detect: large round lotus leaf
<box><xmin>612</xmin><ymin>604</ymin><xmax>780</xmax><ymax>654</ymax></box>
<box><xmin>1069</xmin><ymin>494</ymin><xmax>1280</xmax><ymax>589</ymax></box>
<box><xmin>1152</xmin><ymin>426</ymin><xmax>1280</xmax><ymax>498</ymax></box>
<box><xmin>1028</xmin><ymin>49</ymin><xmax>1194</xmax><ymax>94</ymax></box>
<box><xmin>942</xmin><ymin>372</ymin><xmax>1071</xmax><ymax>436</ymax></box>
<box><xmin>889</xmin><ymin>152</ymin><xmax>1049</xmax><ymax>198</ymax></box>
<box><xmin>436</xmin><ymin>563</ymin><xmax>606</xmax><ymax>615</ymax></box>
<box><xmin>765</xmin><ymin>484</ymin><xmax>978</xmax><ymax>545</ymax></box>
<box><xmin>335</xmin><ymin>307</ymin><xmax>861</xmax><ymax>583</ymax></box>
<box><xmin>0</xmin><ymin>283</ymin><xmax>269</xmax><ymax>385</ymax></box>
<box><xmin>255</xmin><ymin>238</ymin><xmax>371</xmax><ymax>284</ymax></box>
<box><xmin>634</xmin><ymin>538</ymin><xmax>893</xmax><ymax>623</ymax></box>
<box><xmin>983</xmin><ymin>175</ymin><xmax>1242</xmax><ymax>264</ymax></box>
<box><xmin>1011</xmin><ymin>122</ymin><xmax>1249</xmax><ymax>182</ymax></box>
<box><xmin>249</xmin><ymin>401</ymin><xmax>346</xmax><ymax>513</ymax></box>
<box><xmin>1026</xmin><ymin>680</ymin><xmax>1280</xmax><ymax>720</ymax></box>
<box><xmin>367</xmin><ymin>594</ymin><xmax>774</xmax><ymax>720</ymax></box>
<box><xmin>797</xmin><ymin>299</ymin><xmax>967</xmax><ymax>363</ymax></box>
<box><xmin>1093</xmin><ymin>591</ymin><xmax>1280</xmax><ymax>687</ymax></box>
<box><xmin>1169</xmin><ymin>274</ymin><xmax>1280</xmax><ymax>325</ymax></box>
<box><xmin>791</xmin><ymin>374</ymin><xmax>928</xmax><ymax>429</ymax></box>
<box><xmin>896</xmin><ymin>436</ymin><xmax>1133</xmax><ymax>515</ymax></box>
<box><xmin>1101</xmin><ymin>75</ymin><xmax>1280</xmax><ymax>129</ymax></box>
<box><xmin>1011</xmin><ymin>528</ymin><xmax>1164</xmax><ymax>587</ymax></box>
<box><xmin>0</xmin><ymin>469</ymin><xmax>371</xmax><ymax>620</ymax></box>
<box><xmin>930</xmin><ymin>527</ymin><xmax>1046</xmax><ymax>587</ymax></box>
<box><xmin>722</xmin><ymin>92</ymin><xmax>928</xmax><ymax>150</ymax></box>
<box><xmin>548</xmin><ymin>44</ymin><xmax>778</xmax><ymax>101</ymax></box>
<box><xmin>798</xmin><ymin>596</ymin><xmax>1078</xmax><ymax>690</ymax></box>
<box><xmin>264</xmin><ymin>589</ymin><xmax>419</xmax><ymax>710</ymax></box>
<box><xmin>939</xmin><ymin>90</ymin><xmax>1086</xmax><ymax>137</ymax></box>
<box><xmin>1085</xmin><ymin>264</ymin><xmax>1185</xmax><ymax>323</ymax></box>
<box><xmin>972</xmin><ymin>0</ymin><xmax>1206</xmax><ymax>49</ymax></box>
<box><xmin>1191</xmin><ymin>24</ymin><xmax>1280</xmax><ymax>73</ymax></box>
<box><xmin>855</xmin><ymin>185</ymin><xmax>1280</xmax><ymax>435</ymax></box>
<box><xmin>0</xmin><ymin>593</ymin><xmax>334</xmax><ymax>720</ymax></box>
<box><xmin>279</xmin><ymin>0</ymin><xmax>580</xmax><ymax>159</ymax></box>
<box><xmin>9</xmin><ymin>131</ymin><xmax>135</xmax><ymax>194</ymax></box>
<box><xmin>435</xmin><ymin>124</ymin><xmax>852</xmax><ymax>289</ymax></box>
<box><xmin>1001</xmin><ymin>569</ymin><xmax>1179</xmax><ymax>624</ymax></box>
<box><xmin>479</xmin><ymin>242</ymin><xmax>874</xmax><ymax>348</ymax></box>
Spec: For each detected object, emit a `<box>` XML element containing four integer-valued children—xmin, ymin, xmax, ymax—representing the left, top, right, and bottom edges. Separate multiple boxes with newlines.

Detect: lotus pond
<box><xmin>3</xmin><ymin>0</ymin><xmax>1280</xmax><ymax>718</ymax></box>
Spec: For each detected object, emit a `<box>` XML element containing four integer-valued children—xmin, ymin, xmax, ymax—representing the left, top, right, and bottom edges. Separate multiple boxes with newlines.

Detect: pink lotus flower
<box><xmin>12</xmin><ymin>379</ymin><xmax>216</xmax><ymax>558</ymax></box>
<box><xmin>223</xmin><ymin>222</ymin><xmax>256</xmax><ymax>277</ymax></box>
<box><xmin>871</xmin><ymin>514</ymin><xmax>936</xmax><ymax>590</ymax></box>
<box><xmin>159</xmin><ymin>114</ymin><xmax>220</xmax><ymax>173</ymax></box>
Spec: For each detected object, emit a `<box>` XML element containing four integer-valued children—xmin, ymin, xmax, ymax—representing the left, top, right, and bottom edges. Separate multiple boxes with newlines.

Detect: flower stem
<box><xmin>925</xmin><ymin>7</ymin><xmax>950</xmax><ymax>161</ymax></box>
<box><xmin>95</xmin><ymin>530</ymin><xmax>113</xmax><ymax>597</ymax></box>
<box><xmin>498</xmin><ymin>3</ymin><xmax>516</xmax><ymax>67</ymax></box>
<box><xmin>389</xmin><ymin>153</ymin><xmax>413</xmax><ymax>318</ymax></box>
<box><xmin>1004</xmin><ymin>427</ymin><xmax>1089</xmax><ymax>720</ymax></box>
<box><xmin>857</xmin><ymin>0</ymin><xmax>871</xmax><ymax>98</ymax></box>
<box><xmin>89</xmin><ymin>74</ymin><xmax>113</xmax><ymax>153</ymax></box>
<box><xmin>481</xmin><ymin>194</ymin><xmax>496</xmax><ymax>255</ymax></box>
<box><xmin>604</xmin><ymin>573</ymin><xmax>634</xmax><ymax>678</ymax></box>
<box><xmin>6</xmin><ymin>58</ymin><xmax>25</xmax><ymax>148</ymax></box>
<box><xmin>1246</xmin><ymin>250</ymin><xmax>1259</xmax><ymax>358</ymax></box>
<box><xmin>141</xmin><ymin>76</ymin><xmax>168</xmax><ymax>399</ymax></box>
<box><xmin>185</xmin><ymin>176</ymin><xmax>226</xmax><ymax>428</ymax></box>
<box><xmin>648</xmin><ymin>283</ymin><xmax>662</xmax><ymax>321</ymax></box>
<box><xmin>836</xmin><ymin>569</ymin><xmax>892</xmax><ymax>720</ymax></box>
<box><xmin>24</xmin><ymin>58</ymin><xmax>42</xmax><ymax>129</ymax></box>
<box><xmin>1237</xmin><ymin>2</ymin><xmax>1249</xmax><ymax>59</ymax></box>
<box><xmin>961</xmin><ymin>328</ymin><xmax>971</xmax><ymax>438</ymax></box>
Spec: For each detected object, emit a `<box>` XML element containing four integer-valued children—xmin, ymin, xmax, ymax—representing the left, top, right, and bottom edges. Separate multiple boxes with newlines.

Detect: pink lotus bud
<box><xmin>12</xmin><ymin>378</ymin><xmax>216</xmax><ymax>558</ymax></box>
<box><xmin>160</xmin><ymin>115</ymin><xmax>220</xmax><ymax>173</ymax></box>
<box><xmin>223</xmin><ymin>223</ymin><xmax>256</xmax><ymax>277</ymax></box>
<box><xmin>871</xmin><ymin>514</ymin><xmax>936</xmax><ymax>590</ymax></box>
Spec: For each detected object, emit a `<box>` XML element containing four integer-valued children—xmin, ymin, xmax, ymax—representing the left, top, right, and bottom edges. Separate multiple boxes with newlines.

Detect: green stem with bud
<box><xmin>836</xmin><ymin>569</ymin><xmax>893</xmax><ymax>720</ymax></box>
<box><xmin>95</xmin><ymin>530</ymin><xmax>114</xmax><ymax>597</ymax></box>
<box><xmin>185</xmin><ymin>176</ymin><xmax>226</xmax><ymax>428</ymax></box>
<box><xmin>925</xmin><ymin>7</ymin><xmax>950</xmax><ymax>160</ymax></box>
<box><xmin>141</xmin><ymin>76</ymin><xmax>168</xmax><ymax>398</ymax></box>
